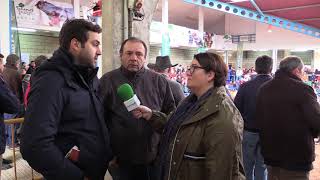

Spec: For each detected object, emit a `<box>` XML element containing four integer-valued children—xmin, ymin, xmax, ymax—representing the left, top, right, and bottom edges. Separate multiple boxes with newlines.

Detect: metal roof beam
<box><xmin>294</xmin><ymin>17</ymin><xmax>320</xmax><ymax>22</ymax></box>
<box><xmin>183</xmin><ymin>0</ymin><xmax>320</xmax><ymax>39</ymax></box>
<box><xmin>263</xmin><ymin>4</ymin><xmax>320</xmax><ymax>13</ymax></box>
<box><xmin>249</xmin><ymin>0</ymin><xmax>264</xmax><ymax>16</ymax></box>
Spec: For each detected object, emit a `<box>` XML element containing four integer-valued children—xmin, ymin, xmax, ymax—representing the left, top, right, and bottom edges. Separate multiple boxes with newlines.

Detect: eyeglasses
<box><xmin>187</xmin><ymin>65</ymin><xmax>206</xmax><ymax>74</ymax></box>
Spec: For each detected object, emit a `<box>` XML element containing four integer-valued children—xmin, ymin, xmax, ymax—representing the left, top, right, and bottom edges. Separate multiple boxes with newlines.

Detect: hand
<box><xmin>132</xmin><ymin>105</ymin><xmax>152</xmax><ymax>120</ymax></box>
<box><xmin>109</xmin><ymin>157</ymin><xmax>118</xmax><ymax>168</ymax></box>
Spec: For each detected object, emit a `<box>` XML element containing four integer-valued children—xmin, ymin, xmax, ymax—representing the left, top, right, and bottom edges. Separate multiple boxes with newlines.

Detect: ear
<box><xmin>207</xmin><ymin>71</ymin><xmax>215</xmax><ymax>82</ymax></box>
<box><xmin>70</xmin><ymin>38</ymin><xmax>80</xmax><ymax>52</ymax></box>
<box><xmin>292</xmin><ymin>68</ymin><xmax>300</xmax><ymax>77</ymax></box>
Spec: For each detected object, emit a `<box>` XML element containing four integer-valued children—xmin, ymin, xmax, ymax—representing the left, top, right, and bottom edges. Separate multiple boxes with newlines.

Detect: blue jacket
<box><xmin>21</xmin><ymin>48</ymin><xmax>113</xmax><ymax>180</ymax></box>
<box><xmin>234</xmin><ymin>74</ymin><xmax>272</xmax><ymax>131</ymax></box>
<box><xmin>0</xmin><ymin>75</ymin><xmax>20</xmax><ymax>154</ymax></box>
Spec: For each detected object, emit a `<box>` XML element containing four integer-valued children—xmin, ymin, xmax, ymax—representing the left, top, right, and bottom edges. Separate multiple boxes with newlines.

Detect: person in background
<box><xmin>147</xmin><ymin>56</ymin><xmax>185</xmax><ymax>106</ymax></box>
<box><xmin>234</xmin><ymin>55</ymin><xmax>273</xmax><ymax>180</ymax></box>
<box><xmin>3</xmin><ymin>54</ymin><xmax>23</xmax><ymax>103</ymax></box>
<box><xmin>0</xmin><ymin>53</ymin><xmax>20</xmax><ymax>173</ymax></box>
<box><xmin>26</xmin><ymin>60</ymin><xmax>35</xmax><ymax>74</ymax></box>
<box><xmin>22</xmin><ymin>55</ymin><xmax>48</xmax><ymax>108</ymax></box>
<box><xmin>132</xmin><ymin>52</ymin><xmax>245</xmax><ymax>180</ymax></box>
<box><xmin>256</xmin><ymin>56</ymin><xmax>320</xmax><ymax>180</ymax></box>
<box><xmin>20</xmin><ymin>19</ymin><xmax>113</xmax><ymax>180</ymax></box>
<box><xmin>2</xmin><ymin>54</ymin><xmax>23</xmax><ymax>150</ymax></box>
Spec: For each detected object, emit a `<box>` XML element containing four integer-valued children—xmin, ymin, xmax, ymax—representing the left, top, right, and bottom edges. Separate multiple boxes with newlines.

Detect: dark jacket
<box><xmin>99</xmin><ymin>67</ymin><xmax>176</xmax><ymax>164</ymax></box>
<box><xmin>256</xmin><ymin>69</ymin><xmax>320</xmax><ymax>171</ymax></box>
<box><xmin>0</xmin><ymin>75</ymin><xmax>20</xmax><ymax>154</ymax></box>
<box><xmin>3</xmin><ymin>65</ymin><xmax>23</xmax><ymax>102</ymax></box>
<box><xmin>21</xmin><ymin>48</ymin><xmax>113</xmax><ymax>180</ymax></box>
<box><xmin>234</xmin><ymin>74</ymin><xmax>272</xmax><ymax>132</ymax></box>
<box><xmin>149</xmin><ymin>87</ymin><xmax>245</xmax><ymax>180</ymax></box>
<box><xmin>166</xmin><ymin>77</ymin><xmax>185</xmax><ymax>106</ymax></box>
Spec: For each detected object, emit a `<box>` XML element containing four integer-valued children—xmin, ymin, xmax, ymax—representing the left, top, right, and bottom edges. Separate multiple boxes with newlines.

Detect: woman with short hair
<box><xmin>133</xmin><ymin>52</ymin><xmax>245</xmax><ymax>180</ymax></box>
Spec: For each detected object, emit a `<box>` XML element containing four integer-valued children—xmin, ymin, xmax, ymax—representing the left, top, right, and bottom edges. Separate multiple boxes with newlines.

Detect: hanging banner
<box><xmin>14</xmin><ymin>0</ymin><xmax>74</xmax><ymax>31</ymax></box>
<box><xmin>150</xmin><ymin>21</ymin><xmax>216</xmax><ymax>49</ymax></box>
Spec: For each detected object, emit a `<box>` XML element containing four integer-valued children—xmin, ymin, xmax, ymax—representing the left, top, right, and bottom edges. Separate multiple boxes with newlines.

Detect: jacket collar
<box><xmin>181</xmin><ymin>86</ymin><xmax>226</xmax><ymax>126</ymax></box>
<box><xmin>120</xmin><ymin>66</ymin><xmax>145</xmax><ymax>83</ymax></box>
<box><xmin>275</xmin><ymin>69</ymin><xmax>302</xmax><ymax>82</ymax></box>
<box><xmin>256</xmin><ymin>74</ymin><xmax>272</xmax><ymax>78</ymax></box>
<box><xmin>4</xmin><ymin>64</ymin><xmax>18</xmax><ymax>70</ymax></box>
<box><xmin>39</xmin><ymin>48</ymin><xmax>98</xmax><ymax>89</ymax></box>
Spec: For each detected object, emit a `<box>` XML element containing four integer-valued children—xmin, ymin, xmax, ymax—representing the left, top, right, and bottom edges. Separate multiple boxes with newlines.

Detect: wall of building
<box><xmin>18</xmin><ymin>33</ymin><xmax>59</xmax><ymax>63</ymax></box>
<box><xmin>15</xmin><ymin>32</ymin><xmax>315</xmax><ymax>71</ymax></box>
<box><xmin>290</xmin><ymin>50</ymin><xmax>313</xmax><ymax>65</ymax></box>
<box><xmin>149</xmin><ymin>46</ymin><xmax>197</xmax><ymax>66</ymax></box>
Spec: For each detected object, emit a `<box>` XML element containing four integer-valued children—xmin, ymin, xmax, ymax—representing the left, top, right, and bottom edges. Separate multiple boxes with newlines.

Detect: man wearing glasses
<box><xmin>99</xmin><ymin>37</ymin><xmax>176</xmax><ymax>180</ymax></box>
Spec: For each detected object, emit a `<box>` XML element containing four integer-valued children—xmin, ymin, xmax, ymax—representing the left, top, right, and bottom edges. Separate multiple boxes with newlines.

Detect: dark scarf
<box><xmin>159</xmin><ymin>87</ymin><xmax>213</xmax><ymax>177</ymax></box>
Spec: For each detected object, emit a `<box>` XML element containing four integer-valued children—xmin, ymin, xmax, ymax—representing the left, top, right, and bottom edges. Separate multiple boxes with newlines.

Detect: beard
<box><xmin>76</xmin><ymin>54</ymin><xmax>96</xmax><ymax>68</ymax></box>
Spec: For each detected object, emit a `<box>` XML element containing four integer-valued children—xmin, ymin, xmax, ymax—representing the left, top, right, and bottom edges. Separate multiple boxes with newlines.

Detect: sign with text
<box><xmin>14</xmin><ymin>0</ymin><xmax>74</xmax><ymax>31</ymax></box>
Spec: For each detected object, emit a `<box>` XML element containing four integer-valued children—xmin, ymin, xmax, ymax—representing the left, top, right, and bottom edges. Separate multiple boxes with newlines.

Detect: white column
<box><xmin>73</xmin><ymin>0</ymin><xmax>80</xmax><ymax>18</ymax></box>
<box><xmin>314</xmin><ymin>49</ymin><xmax>320</xmax><ymax>71</ymax></box>
<box><xmin>224</xmin><ymin>50</ymin><xmax>229</xmax><ymax>65</ymax></box>
<box><xmin>162</xmin><ymin>0</ymin><xmax>168</xmax><ymax>27</ymax></box>
<box><xmin>272</xmin><ymin>49</ymin><xmax>278</xmax><ymax>73</ymax></box>
<box><xmin>197</xmin><ymin>6</ymin><xmax>205</xmax><ymax>52</ymax></box>
<box><xmin>236</xmin><ymin>42</ymin><xmax>243</xmax><ymax>75</ymax></box>
<box><xmin>0</xmin><ymin>0</ymin><xmax>10</xmax><ymax>59</ymax></box>
<box><xmin>161</xmin><ymin>0</ymin><xmax>170</xmax><ymax>56</ymax></box>
<box><xmin>101</xmin><ymin>0</ymin><xmax>116</xmax><ymax>73</ymax></box>
<box><xmin>198</xmin><ymin>6</ymin><xmax>204</xmax><ymax>33</ymax></box>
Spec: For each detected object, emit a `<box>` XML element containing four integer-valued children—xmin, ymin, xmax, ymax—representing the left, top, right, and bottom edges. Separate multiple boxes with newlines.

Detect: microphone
<box><xmin>117</xmin><ymin>83</ymin><xmax>141</xmax><ymax>111</ymax></box>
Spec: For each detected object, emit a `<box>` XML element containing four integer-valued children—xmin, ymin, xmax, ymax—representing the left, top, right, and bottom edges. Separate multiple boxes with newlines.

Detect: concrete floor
<box><xmin>1</xmin><ymin>144</ymin><xmax>320</xmax><ymax>180</ymax></box>
<box><xmin>1</xmin><ymin>148</ymin><xmax>112</xmax><ymax>180</ymax></box>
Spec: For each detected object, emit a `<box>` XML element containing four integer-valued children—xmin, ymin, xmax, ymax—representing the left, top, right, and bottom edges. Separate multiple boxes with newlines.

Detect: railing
<box><xmin>4</xmin><ymin>118</ymin><xmax>42</xmax><ymax>180</ymax></box>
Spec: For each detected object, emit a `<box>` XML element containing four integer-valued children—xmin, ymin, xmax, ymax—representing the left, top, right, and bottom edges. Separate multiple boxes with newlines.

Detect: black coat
<box><xmin>234</xmin><ymin>74</ymin><xmax>272</xmax><ymax>131</ymax></box>
<box><xmin>256</xmin><ymin>70</ymin><xmax>320</xmax><ymax>171</ymax></box>
<box><xmin>0</xmin><ymin>76</ymin><xmax>20</xmax><ymax>154</ymax></box>
<box><xmin>21</xmin><ymin>48</ymin><xmax>113</xmax><ymax>180</ymax></box>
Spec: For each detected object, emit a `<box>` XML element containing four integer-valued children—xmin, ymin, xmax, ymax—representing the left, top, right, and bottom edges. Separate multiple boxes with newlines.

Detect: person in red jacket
<box><xmin>22</xmin><ymin>55</ymin><xmax>47</xmax><ymax>108</ymax></box>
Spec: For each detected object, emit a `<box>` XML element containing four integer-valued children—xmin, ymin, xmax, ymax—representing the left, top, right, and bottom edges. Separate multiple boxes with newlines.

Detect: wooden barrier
<box><xmin>3</xmin><ymin>118</ymin><xmax>41</xmax><ymax>180</ymax></box>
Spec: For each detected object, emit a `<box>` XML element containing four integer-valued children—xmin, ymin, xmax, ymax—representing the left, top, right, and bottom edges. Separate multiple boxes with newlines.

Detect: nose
<box><xmin>129</xmin><ymin>53</ymin><xmax>138</xmax><ymax>61</ymax></box>
<box><xmin>97</xmin><ymin>47</ymin><xmax>102</xmax><ymax>56</ymax></box>
<box><xmin>186</xmin><ymin>69</ymin><xmax>192</xmax><ymax>76</ymax></box>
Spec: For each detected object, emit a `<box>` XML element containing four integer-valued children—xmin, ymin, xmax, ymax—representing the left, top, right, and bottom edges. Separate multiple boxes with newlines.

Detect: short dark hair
<box><xmin>119</xmin><ymin>37</ymin><xmax>147</xmax><ymax>58</ymax></box>
<box><xmin>193</xmin><ymin>52</ymin><xmax>228</xmax><ymax>87</ymax></box>
<box><xmin>34</xmin><ymin>55</ymin><xmax>48</xmax><ymax>67</ymax></box>
<box><xmin>6</xmin><ymin>54</ymin><xmax>20</xmax><ymax>66</ymax></box>
<box><xmin>59</xmin><ymin>19</ymin><xmax>102</xmax><ymax>50</ymax></box>
<box><xmin>255</xmin><ymin>55</ymin><xmax>273</xmax><ymax>74</ymax></box>
<box><xmin>0</xmin><ymin>53</ymin><xmax>4</xmax><ymax>58</ymax></box>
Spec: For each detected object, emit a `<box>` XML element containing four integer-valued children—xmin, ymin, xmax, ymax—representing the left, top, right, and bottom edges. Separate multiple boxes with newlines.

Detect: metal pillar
<box><xmin>236</xmin><ymin>42</ymin><xmax>243</xmax><ymax>75</ymax></box>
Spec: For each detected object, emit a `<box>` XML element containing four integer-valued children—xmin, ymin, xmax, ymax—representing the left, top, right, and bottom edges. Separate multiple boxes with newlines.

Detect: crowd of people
<box><xmin>0</xmin><ymin>18</ymin><xmax>319</xmax><ymax>180</ymax></box>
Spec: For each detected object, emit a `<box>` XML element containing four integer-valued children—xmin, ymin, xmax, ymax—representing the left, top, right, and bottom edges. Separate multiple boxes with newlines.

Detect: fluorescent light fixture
<box><xmin>11</xmin><ymin>27</ymin><xmax>37</xmax><ymax>32</ymax></box>
<box><xmin>291</xmin><ymin>49</ymin><xmax>309</xmax><ymax>52</ymax></box>
<box><xmin>267</xmin><ymin>25</ymin><xmax>272</xmax><ymax>33</ymax></box>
